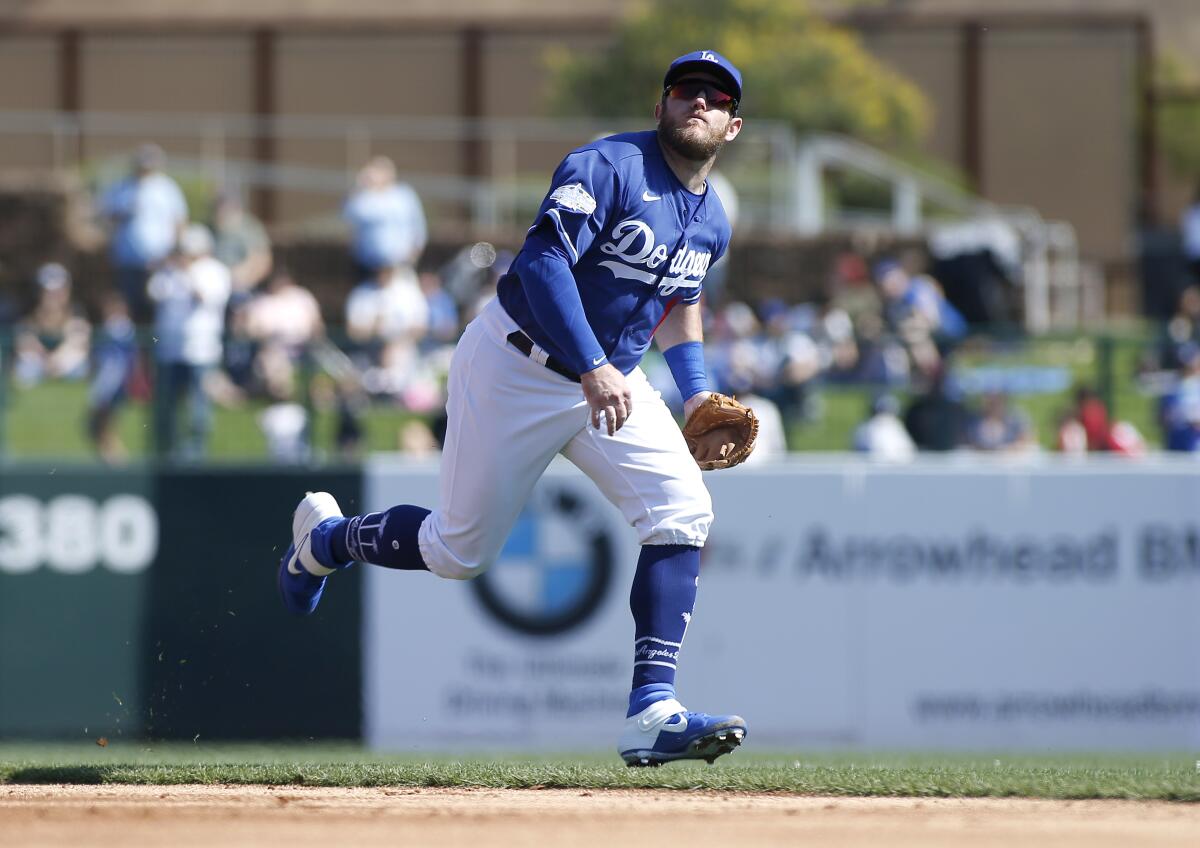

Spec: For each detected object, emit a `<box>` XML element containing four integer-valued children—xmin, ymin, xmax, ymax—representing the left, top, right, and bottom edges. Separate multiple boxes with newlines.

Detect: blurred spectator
<box><xmin>875</xmin><ymin>258</ymin><xmax>966</xmax><ymax>379</ymax></box>
<box><xmin>789</xmin><ymin>297</ymin><xmax>859</xmax><ymax>382</ymax></box>
<box><xmin>851</xmin><ymin>314</ymin><xmax>909</xmax><ymax>386</ymax></box>
<box><xmin>1058</xmin><ymin>385</ymin><xmax>1145</xmax><ymax>456</ymax></box>
<box><xmin>815</xmin><ymin>300</ymin><xmax>860</xmax><ymax>381</ymax></box>
<box><xmin>740</xmin><ymin>394</ymin><xmax>787</xmax><ymax>464</ymax></box>
<box><xmin>212</xmin><ymin>189</ymin><xmax>272</xmax><ymax>295</ymax></box>
<box><xmin>1159</xmin><ymin>285</ymin><xmax>1200</xmax><ymax>371</ymax></box>
<box><xmin>1066</xmin><ymin>386</ymin><xmax>1113</xmax><ymax>451</ymax></box>
<box><xmin>707</xmin><ymin>301</ymin><xmax>763</xmax><ymax>408</ymax></box>
<box><xmin>86</xmin><ymin>292</ymin><xmax>138</xmax><ymax>464</ymax></box>
<box><xmin>967</xmin><ymin>392</ymin><xmax>1036</xmax><ymax>453</ymax></box>
<box><xmin>1183</xmin><ymin>181</ymin><xmax>1200</xmax><ymax>287</ymax></box>
<box><xmin>903</xmin><ymin>364</ymin><xmax>969</xmax><ymax>451</ymax></box>
<box><xmin>239</xmin><ymin>268</ymin><xmax>324</xmax><ymax>396</ymax></box>
<box><xmin>257</xmin><ymin>357</ymin><xmax>310</xmax><ymax>464</ymax></box>
<box><xmin>853</xmin><ymin>394</ymin><xmax>916</xmax><ymax>461</ymax></box>
<box><xmin>344</xmin><ymin>156</ymin><xmax>427</xmax><ymax>281</ymax></box>
<box><xmin>100</xmin><ymin>143</ymin><xmax>188</xmax><ymax>323</ymax></box>
<box><xmin>830</xmin><ymin>252</ymin><xmax>882</xmax><ymax>331</ymax></box>
<box><xmin>1160</xmin><ymin>346</ymin><xmax>1200</xmax><ymax>453</ymax></box>
<box><xmin>827</xmin><ymin>254</ymin><xmax>906</xmax><ymax>386</ymax></box>
<box><xmin>714</xmin><ymin>344</ymin><xmax>787</xmax><ymax>465</ymax></box>
<box><xmin>13</xmin><ymin>263</ymin><xmax>91</xmax><ymax>387</ymax></box>
<box><xmin>1055</xmin><ymin>409</ymin><xmax>1089</xmax><ymax>457</ymax></box>
<box><xmin>346</xmin><ymin>263</ymin><xmax>430</xmax><ymax>399</ymax></box>
<box><xmin>242</xmin><ymin>269</ymin><xmax>324</xmax><ymax>348</ymax></box>
<box><xmin>213</xmin><ymin>191</ymin><xmax>273</xmax><ymax>389</ymax></box>
<box><xmin>148</xmin><ymin>224</ymin><xmax>231</xmax><ymax>460</ymax></box>
<box><xmin>757</xmin><ymin>299</ymin><xmax>820</xmax><ymax>421</ymax></box>
<box><xmin>259</xmin><ymin>399</ymin><xmax>310</xmax><ymax>463</ymax></box>
<box><xmin>418</xmin><ymin>271</ymin><xmax>461</xmax><ymax>348</ymax></box>
<box><xmin>347</xmin><ymin>263</ymin><xmax>429</xmax><ymax>345</ymax></box>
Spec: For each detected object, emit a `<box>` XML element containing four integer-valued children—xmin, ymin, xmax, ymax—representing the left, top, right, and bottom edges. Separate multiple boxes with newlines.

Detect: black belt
<box><xmin>506</xmin><ymin>331</ymin><xmax>581</xmax><ymax>383</ymax></box>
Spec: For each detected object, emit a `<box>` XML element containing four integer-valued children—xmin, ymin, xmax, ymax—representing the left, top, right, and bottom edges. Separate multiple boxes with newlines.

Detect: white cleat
<box><xmin>290</xmin><ymin>491</ymin><xmax>344</xmax><ymax>577</ymax></box>
<box><xmin>618</xmin><ymin>698</ymin><xmax>748</xmax><ymax>767</ymax></box>
<box><xmin>277</xmin><ymin>491</ymin><xmax>345</xmax><ymax>616</ymax></box>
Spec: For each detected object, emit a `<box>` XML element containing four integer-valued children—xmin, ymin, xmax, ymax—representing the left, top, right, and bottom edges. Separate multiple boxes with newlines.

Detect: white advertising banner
<box><xmin>364</xmin><ymin>457</ymin><xmax>1200</xmax><ymax>751</ymax></box>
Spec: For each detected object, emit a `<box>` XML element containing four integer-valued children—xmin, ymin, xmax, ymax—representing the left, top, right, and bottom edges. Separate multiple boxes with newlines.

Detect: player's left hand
<box><xmin>580</xmin><ymin>363</ymin><xmax>633</xmax><ymax>435</ymax></box>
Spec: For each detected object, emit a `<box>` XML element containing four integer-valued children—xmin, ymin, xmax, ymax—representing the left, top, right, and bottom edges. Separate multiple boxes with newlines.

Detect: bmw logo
<box><xmin>471</xmin><ymin>484</ymin><xmax>614</xmax><ymax>637</ymax></box>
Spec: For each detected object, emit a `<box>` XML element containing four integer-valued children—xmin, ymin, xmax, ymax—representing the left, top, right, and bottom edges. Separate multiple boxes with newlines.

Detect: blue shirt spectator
<box><xmin>418</xmin><ymin>272</ymin><xmax>460</xmax><ymax>347</ymax></box>
<box><xmin>100</xmin><ymin>143</ymin><xmax>188</xmax><ymax>323</ymax></box>
<box><xmin>101</xmin><ymin>144</ymin><xmax>188</xmax><ymax>270</ymax></box>
<box><xmin>344</xmin><ymin>156</ymin><xmax>428</xmax><ymax>273</ymax></box>
<box><xmin>1161</xmin><ymin>346</ymin><xmax>1200</xmax><ymax>452</ymax></box>
<box><xmin>903</xmin><ymin>274</ymin><xmax>968</xmax><ymax>340</ymax></box>
<box><xmin>968</xmin><ymin>392</ymin><xmax>1036</xmax><ymax>452</ymax></box>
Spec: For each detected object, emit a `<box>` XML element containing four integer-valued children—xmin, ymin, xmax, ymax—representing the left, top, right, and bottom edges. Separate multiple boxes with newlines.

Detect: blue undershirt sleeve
<box><xmin>662</xmin><ymin>340</ymin><xmax>709</xmax><ymax>401</ymax></box>
<box><xmin>510</xmin><ymin>228</ymin><xmax>607</xmax><ymax>374</ymax></box>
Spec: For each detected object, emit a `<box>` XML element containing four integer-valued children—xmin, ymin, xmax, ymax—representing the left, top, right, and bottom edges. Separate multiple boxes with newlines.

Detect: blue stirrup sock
<box><xmin>313</xmin><ymin>505</ymin><xmax>431</xmax><ymax>571</ymax></box>
<box><xmin>627</xmin><ymin>543</ymin><xmax>701</xmax><ymax>717</ymax></box>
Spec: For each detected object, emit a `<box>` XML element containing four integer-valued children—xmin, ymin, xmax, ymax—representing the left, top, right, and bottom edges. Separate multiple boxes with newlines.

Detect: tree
<box><xmin>547</xmin><ymin>0</ymin><xmax>930</xmax><ymax>149</ymax></box>
<box><xmin>1157</xmin><ymin>52</ymin><xmax>1200</xmax><ymax>182</ymax></box>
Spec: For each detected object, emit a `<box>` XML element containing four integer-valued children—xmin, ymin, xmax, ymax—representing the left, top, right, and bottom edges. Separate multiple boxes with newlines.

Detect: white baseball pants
<box><xmin>417</xmin><ymin>298</ymin><xmax>712</xmax><ymax>580</ymax></box>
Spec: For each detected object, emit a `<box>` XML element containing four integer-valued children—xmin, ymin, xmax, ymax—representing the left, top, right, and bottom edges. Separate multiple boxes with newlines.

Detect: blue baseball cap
<box><xmin>664</xmin><ymin>50</ymin><xmax>743</xmax><ymax>105</ymax></box>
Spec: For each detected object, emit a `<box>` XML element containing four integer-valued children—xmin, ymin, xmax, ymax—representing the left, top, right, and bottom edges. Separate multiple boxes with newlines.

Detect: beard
<box><xmin>657</xmin><ymin>113</ymin><xmax>727</xmax><ymax>162</ymax></box>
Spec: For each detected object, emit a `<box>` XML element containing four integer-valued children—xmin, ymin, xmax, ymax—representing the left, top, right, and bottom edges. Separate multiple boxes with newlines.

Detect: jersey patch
<box><xmin>549</xmin><ymin>182</ymin><xmax>597</xmax><ymax>215</ymax></box>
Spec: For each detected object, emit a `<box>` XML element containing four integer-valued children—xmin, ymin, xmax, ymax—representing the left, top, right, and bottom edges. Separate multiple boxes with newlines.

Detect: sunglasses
<box><xmin>664</xmin><ymin>80</ymin><xmax>738</xmax><ymax>112</ymax></box>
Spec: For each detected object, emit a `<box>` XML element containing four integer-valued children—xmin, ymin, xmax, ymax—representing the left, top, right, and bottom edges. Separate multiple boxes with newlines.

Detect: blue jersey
<box><xmin>498</xmin><ymin>131</ymin><xmax>731</xmax><ymax>375</ymax></box>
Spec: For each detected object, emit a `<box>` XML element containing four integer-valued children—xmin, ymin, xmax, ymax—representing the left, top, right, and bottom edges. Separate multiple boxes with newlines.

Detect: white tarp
<box><xmin>364</xmin><ymin>457</ymin><xmax>1200</xmax><ymax>751</ymax></box>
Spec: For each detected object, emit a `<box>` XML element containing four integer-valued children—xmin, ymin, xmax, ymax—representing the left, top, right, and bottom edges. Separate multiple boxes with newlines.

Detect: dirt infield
<box><xmin>3</xmin><ymin>785</ymin><xmax>1198</xmax><ymax>848</ymax></box>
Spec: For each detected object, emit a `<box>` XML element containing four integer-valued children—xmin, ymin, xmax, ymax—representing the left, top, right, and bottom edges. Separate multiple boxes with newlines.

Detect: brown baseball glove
<box><xmin>682</xmin><ymin>393</ymin><xmax>759</xmax><ymax>470</ymax></box>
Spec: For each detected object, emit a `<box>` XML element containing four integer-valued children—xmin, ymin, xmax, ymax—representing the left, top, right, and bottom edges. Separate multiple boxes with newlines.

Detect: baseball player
<box><xmin>279</xmin><ymin>50</ymin><xmax>757</xmax><ymax>766</ymax></box>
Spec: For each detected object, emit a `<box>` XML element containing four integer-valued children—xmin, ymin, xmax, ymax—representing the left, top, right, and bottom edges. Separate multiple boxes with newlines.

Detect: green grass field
<box><xmin>1</xmin><ymin>744</ymin><xmax>1197</xmax><ymax>800</ymax></box>
<box><xmin>0</xmin><ymin>381</ymin><xmax>425</xmax><ymax>461</ymax></box>
<box><xmin>0</xmin><ymin>333</ymin><xmax>1164</xmax><ymax>460</ymax></box>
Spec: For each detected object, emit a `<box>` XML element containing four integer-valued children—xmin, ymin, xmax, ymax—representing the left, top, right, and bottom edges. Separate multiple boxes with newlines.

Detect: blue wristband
<box><xmin>663</xmin><ymin>341</ymin><xmax>709</xmax><ymax>401</ymax></box>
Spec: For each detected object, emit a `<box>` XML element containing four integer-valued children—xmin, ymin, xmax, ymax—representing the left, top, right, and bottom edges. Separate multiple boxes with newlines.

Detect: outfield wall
<box><xmin>364</xmin><ymin>457</ymin><xmax>1200</xmax><ymax>752</ymax></box>
<box><xmin>0</xmin><ymin>469</ymin><xmax>155</xmax><ymax>738</ymax></box>
<box><xmin>0</xmin><ymin>467</ymin><xmax>364</xmax><ymax>741</ymax></box>
<box><xmin>1</xmin><ymin>458</ymin><xmax>1197</xmax><ymax>749</ymax></box>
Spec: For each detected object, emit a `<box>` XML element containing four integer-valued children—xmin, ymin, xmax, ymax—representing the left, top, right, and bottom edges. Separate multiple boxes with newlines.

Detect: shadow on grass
<box><xmin>5</xmin><ymin>766</ymin><xmax>111</xmax><ymax>784</ymax></box>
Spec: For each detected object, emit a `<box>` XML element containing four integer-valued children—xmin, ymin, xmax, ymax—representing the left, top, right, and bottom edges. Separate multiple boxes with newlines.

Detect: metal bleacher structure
<box><xmin>0</xmin><ymin>108</ymin><xmax>1101</xmax><ymax>333</ymax></box>
<box><xmin>789</xmin><ymin>133</ymin><xmax>1101</xmax><ymax>335</ymax></box>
